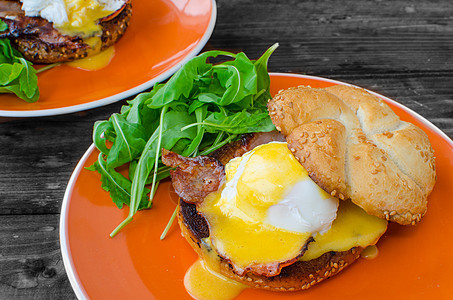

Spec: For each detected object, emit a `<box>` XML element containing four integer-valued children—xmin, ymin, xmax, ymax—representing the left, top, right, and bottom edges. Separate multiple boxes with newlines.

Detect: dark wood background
<box><xmin>0</xmin><ymin>0</ymin><xmax>452</xmax><ymax>298</ymax></box>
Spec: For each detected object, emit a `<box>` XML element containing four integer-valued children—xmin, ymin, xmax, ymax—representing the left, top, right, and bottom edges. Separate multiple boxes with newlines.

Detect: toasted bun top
<box><xmin>268</xmin><ymin>85</ymin><xmax>436</xmax><ymax>225</ymax></box>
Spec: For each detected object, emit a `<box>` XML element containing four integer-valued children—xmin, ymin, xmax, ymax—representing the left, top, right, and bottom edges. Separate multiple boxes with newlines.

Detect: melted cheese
<box><xmin>300</xmin><ymin>200</ymin><xmax>388</xmax><ymax>261</ymax></box>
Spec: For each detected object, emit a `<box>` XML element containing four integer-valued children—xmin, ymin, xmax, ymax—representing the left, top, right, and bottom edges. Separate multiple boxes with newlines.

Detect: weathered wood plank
<box><xmin>0</xmin><ymin>214</ymin><xmax>76</xmax><ymax>299</ymax></box>
<box><xmin>211</xmin><ymin>0</ymin><xmax>453</xmax><ymax>74</ymax></box>
<box><xmin>0</xmin><ymin>103</ymin><xmax>125</xmax><ymax>215</ymax></box>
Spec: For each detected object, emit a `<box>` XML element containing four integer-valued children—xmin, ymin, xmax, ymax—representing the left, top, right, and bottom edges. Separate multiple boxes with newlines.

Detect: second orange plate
<box><xmin>60</xmin><ymin>73</ymin><xmax>453</xmax><ymax>299</ymax></box>
<box><xmin>0</xmin><ymin>0</ymin><xmax>216</xmax><ymax>117</ymax></box>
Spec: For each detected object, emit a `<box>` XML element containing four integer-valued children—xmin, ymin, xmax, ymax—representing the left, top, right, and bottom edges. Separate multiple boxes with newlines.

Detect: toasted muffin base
<box><xmin>12</xmin><ymin>2</ymin><xmax>132</xmax><ymax>63</ymax></box>
<box><xmin>178</xmin><ymin>200</ymin><xmax>363</xmax><ymax>292</ymax></box>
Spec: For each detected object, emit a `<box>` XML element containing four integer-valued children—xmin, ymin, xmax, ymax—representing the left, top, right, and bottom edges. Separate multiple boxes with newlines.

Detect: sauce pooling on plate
<box><xmin>184</xmin><ymin>259</ymin><xmax>247</xmax><ymax>300</ymax></box>
<box><xmin>67</xmin><ymin>46</ymin><xmax>115</xmax><ymax>71</ymax></box>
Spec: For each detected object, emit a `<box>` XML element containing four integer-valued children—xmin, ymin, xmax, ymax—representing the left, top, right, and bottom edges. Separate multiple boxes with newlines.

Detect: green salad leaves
<box><xmin>0</xmin><ymin>20</ymin><xmax>39</xmax><ymax>102</ymax></box>
<box><xmin>90</xmin><ymin>44</ymin><xmax>279</xmax><ymax>237</ymax></box>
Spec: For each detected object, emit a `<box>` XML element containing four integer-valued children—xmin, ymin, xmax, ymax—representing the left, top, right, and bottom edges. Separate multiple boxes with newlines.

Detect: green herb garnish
<box><xmin>90</xmin><ymin>43</ymin><xmax>279</xmax><ymax>237</ymax></box>
<box><xmin>0</xmin><ymin>20</ymin><xmax>39</xmax><ymax>102</ymax></box>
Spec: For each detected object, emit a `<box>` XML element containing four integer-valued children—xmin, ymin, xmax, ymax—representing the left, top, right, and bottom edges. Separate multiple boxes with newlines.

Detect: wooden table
<box><xmin>0</xmin><ymin>0</ymin><xmax>452</xmax><ymax>298</ymax></box>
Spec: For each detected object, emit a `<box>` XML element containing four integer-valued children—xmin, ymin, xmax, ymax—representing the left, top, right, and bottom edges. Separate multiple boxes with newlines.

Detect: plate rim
<box><xmin>0</xmin><ymin>0</ymin><xmax>217</xmax><ymax>118</ymax></box>
<box><xmin>59</xmin><ymin>72</ymin><xmax>453</xmax><ymax>299</ymax></box>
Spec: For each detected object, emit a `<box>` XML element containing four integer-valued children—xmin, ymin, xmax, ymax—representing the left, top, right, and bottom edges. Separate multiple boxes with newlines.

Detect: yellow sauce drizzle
<box><xmin>67</xmin><ymin>46</ymin><xmax>115</xmax><ymax>71</ymax></box>
<box><xmin>184</xmin><ymin>259</ymin><xmax>247</xmax><ymax>300</ymax></box>
<box><xmin>361</xmin><ymin>245</ymin><xmax>379</xmax><ymax>259</ymax></box>
<box><xmin>300</xmin><ymin>200</ymin><xmax>387</xmax><ymax>261</ymax></box>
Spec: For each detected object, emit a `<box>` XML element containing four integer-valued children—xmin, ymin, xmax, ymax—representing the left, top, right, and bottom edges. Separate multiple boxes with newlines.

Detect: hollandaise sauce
<box><xmin>300</xmin><ymin>200</ymin><xmax>387</xmax><ymax>261</ymax></box>
<box><xmin>199</xmin><ymin>142</ymin><xmax>329</xmax><ymax>272</ymax></box>
<box><xmin>184</xmin><ymin>259</ymin><xmax>247</xmax><ymax>300</ymax></box>
<box><xmin>67</xmin><ymin>46</ymin><xmax>115</xmax><ymax>71</ymax></box>
<box><xmin>361</xmin><ymin>245</ymin><xmax>379</xmax><ymax>259</ymax></box>
<box><xmin>186</xmin><ymin>142</ymin><xmax>388</xmax><ymax>299</ymax></box>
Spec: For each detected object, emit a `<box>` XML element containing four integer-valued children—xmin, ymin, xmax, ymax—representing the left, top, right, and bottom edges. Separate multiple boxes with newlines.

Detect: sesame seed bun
<box><xmin>268</xmin><ymin>85</ymin><xmax>436</xmax><ymax>225</ymax></box>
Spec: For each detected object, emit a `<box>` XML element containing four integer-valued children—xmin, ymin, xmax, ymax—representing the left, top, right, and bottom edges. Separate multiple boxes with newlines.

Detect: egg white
<box><xmin>20</xmin><ymin>0</ymin><xmax>126</xmax><ymax>37</ymax></box>
<box><xmin>217</xmin><ymin>142</ymin><xmax>339</xmax><ymax>235</ymax></box>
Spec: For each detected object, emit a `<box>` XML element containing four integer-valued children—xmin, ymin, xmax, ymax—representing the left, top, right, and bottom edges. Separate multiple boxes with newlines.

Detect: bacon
<box><xmin>161</xmin><ymin>149</ymin><xmax>225</xmax><ymax>204</ymax></box>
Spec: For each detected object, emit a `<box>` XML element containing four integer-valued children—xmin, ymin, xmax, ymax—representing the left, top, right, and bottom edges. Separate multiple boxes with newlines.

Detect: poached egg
<box><xmin>199</xmin><ymin>142</ymin><xmax>339</xmax><ymax>272</ymax></box>
<box><xmin>20</xmin><ymin>0</ymin><xmax>126</xmax><ymax>37</ymax></box>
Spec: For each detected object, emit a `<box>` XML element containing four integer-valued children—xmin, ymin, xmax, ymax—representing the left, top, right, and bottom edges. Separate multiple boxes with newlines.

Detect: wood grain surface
<box><xmin>0</xmin><ymin>0</ymin><xmax>452</xmax><ymax>298</ymax></box>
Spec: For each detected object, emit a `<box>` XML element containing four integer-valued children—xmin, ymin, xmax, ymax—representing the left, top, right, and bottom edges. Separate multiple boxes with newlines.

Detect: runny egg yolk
<box><xmin>57</xmin><ymin>0</ymin><xmax>115</xmax><ymax>37</ymax></box>
<box><xmin>21</xmin><ymin>0</ymin><xmax>123</xmax><ymax>38</ymax></box>
<box><xmin>199</xmin><ymin>142</ymin><xmax>339</xmax><ymax>272</ymax></box>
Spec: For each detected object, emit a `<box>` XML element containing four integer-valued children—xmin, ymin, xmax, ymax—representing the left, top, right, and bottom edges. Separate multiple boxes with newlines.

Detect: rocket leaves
<box><xmin>0</xmin><ymin>20</ymin><xmax>39</xmax><ymax>102</ymax></box>
<box><xmin>91</xmin><ymin>44</ymin><xmax>279</xmax><ymax>237</ymax></box>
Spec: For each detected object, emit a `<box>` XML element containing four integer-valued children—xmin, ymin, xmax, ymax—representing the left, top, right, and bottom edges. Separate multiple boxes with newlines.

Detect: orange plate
<box><xmin>0</xmin><ymin>0</ymin><xmax>216</xmax><ymax>117</ymax></box>
<box><xmin>60</xmin><ymin>73</ymin><xmax>453</xmax><ymax>299</ymax></box>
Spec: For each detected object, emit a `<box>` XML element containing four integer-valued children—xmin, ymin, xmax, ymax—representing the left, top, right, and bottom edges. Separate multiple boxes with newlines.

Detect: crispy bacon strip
<box><xmin>161</xmin><ymin>149</ymin><xmax>225</xmax><ymax>203</ymax></box>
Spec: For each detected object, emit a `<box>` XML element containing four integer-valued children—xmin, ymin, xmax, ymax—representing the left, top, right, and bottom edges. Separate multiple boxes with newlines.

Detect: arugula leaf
<box><xmin>90</xmin><ymin>44</ymin><xmax>279</xmax><ymax>237</ymax></box>
<box><xmin>87</xmin><ymin>154</ymin><xmax>150</xmax><ymax>210</ymax></box>
<box><xmin>107</xmin><ymin>114</ymin><xmax>148</xmax><ymax>168</ymax></box>
<box><xmin>0</xmin><ymin>21</ymin><xmax>40</xmax><ymax>102</ymax></box>
<box><xmin>0</xmin><ymin>21</ymin><xmax>7</xmax><ymax>32</ymax></box>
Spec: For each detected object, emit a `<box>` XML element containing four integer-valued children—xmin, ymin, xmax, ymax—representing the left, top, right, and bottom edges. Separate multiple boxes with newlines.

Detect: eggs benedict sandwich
<box><xmin>162</xmin><ymin>84</ymin><xmax>436</xmax><ymax>297</ymax></box>
<box><xmin>0</xmin><ymin>0</ymin><xmax>131</xmax><ymax>63</ymax></box>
